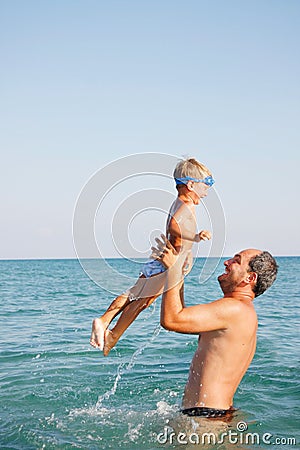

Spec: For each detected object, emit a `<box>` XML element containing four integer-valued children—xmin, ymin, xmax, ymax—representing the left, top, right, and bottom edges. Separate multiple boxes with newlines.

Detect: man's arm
<box><xmin>156</xmin><ymin>236</ymin><xmax>230</xmax><ymax>334</ymax></box>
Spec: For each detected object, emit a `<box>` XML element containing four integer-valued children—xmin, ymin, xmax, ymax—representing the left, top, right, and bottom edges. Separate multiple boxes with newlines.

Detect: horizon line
<box><xmin>0</xmin><ymin>254</ymin><xmax>297</xmax><ymax>262</ymax></box>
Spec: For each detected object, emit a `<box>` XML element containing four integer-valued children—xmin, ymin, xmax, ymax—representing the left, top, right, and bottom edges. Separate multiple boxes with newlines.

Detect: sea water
<box><xmin>0</xmin><ymin>257</ymin><xmax>299</xmax><ymax>449</ymax></box>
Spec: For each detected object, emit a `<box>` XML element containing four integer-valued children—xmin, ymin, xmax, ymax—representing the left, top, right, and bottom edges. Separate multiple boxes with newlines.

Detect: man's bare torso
<box><xmin>183</xmin><ymin>297</ymin><xmax>258</xmax><ymax>410</ymax></box>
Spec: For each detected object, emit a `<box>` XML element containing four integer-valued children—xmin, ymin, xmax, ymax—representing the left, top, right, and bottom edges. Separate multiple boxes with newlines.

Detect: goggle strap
<box><xmin>175</xmin><ymin>176</ymin><xmax>215</xmax><ymax>187</ymax></box>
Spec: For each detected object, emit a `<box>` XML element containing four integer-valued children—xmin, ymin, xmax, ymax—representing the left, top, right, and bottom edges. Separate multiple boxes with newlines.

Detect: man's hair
<box><xmin>173</xmin><ymin>158</ymin><xmax>212</xmax><ymax>181</ymax></box>
<box><xmin>248</xmin><ymin>251</ymin><xmax>278</xmax><ymax>297</ymax></box>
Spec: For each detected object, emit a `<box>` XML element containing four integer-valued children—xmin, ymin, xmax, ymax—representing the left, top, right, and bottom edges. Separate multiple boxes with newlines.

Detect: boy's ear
<box><xmin>186</xmin><ymin>180</ymin><xmax>194</xmax><ymax>191</ymax></box>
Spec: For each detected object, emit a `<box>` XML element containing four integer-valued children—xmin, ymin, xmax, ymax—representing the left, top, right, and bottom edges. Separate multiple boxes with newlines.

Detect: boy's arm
<box><xmin>168</xmin><ymin>215</ymin><xmax>211</xmax><ymax>242</ymax></box>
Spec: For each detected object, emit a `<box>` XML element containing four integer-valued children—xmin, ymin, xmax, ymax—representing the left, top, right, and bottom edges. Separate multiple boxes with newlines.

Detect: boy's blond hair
<box><xmin>173</xmin><ymin>158</ymin><xmax>212</xmax><ymax>180</ymax></box>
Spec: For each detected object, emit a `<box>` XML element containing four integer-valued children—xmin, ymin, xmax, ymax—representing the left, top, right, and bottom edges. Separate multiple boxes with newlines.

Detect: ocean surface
<box><xmin>0</xmin><ymin>257</ymin><xmax>299</xmax><ymax>449</ymax></box>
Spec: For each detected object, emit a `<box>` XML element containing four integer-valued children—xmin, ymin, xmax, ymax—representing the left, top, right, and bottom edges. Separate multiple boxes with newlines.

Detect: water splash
<box><xmin>95</xmin><ymin>324</ymin><xmax>161</xmax><ymax>409</ymax></box>
<box><xmin>95</xmin><ymin>362</ymin><xmax>125</xmax><ymax>408</ymax></box>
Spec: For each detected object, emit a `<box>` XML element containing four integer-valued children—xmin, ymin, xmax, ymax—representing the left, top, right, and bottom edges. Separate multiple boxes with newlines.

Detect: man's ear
<box><xmin>246</xmin><ymin>272</ymin><xmax>258</xmax><ymax>285</ymax></box>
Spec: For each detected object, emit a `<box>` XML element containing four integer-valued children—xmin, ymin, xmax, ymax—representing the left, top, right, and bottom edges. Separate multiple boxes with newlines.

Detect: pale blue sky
<box><xmin>0</xmin><ymin>0</ymin><xmax>299</xmax><ymax>258</ymax></box>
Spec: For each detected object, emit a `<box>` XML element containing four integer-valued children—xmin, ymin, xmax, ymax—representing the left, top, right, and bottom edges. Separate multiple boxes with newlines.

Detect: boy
<box><xmin>90</xmin><ymin>158</ymin><xmax>214</xmax><ymax>356</ymax></box>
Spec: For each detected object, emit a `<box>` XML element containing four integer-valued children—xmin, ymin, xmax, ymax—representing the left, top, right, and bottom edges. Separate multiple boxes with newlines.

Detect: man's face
<box><xmin>218</xmin><ymin>249</ymin><xmax>261</xmax><ymax>294</ymax></box>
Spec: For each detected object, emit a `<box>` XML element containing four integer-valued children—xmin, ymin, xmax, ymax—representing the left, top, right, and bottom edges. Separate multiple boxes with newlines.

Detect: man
<box><xmin>153</xmin><ymin>235</ymin><xmax>278</xmax><ymax>418</ymax></box>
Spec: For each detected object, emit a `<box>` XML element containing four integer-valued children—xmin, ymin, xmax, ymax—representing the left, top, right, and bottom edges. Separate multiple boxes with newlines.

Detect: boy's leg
<box><xmin>103</xmin><ymin>294</ymin><xmax>159</xmax><ymax>356</ymax></box>
<box><xmin>103</xmin><ymin>272</ymin><xmax>167</xmax><ymax>356</ymax></box>
<box><xmin>90</xmin><ymin>276</ymin><xmax>149</xmax><ymax>350</ymax></box>
<box><xmin>102</xmin><ymin>261</ymin><xmax>193</xmax><ymax>355</ymax></box>
<box><xmin>90</xmin><ymin>293</ymin><xmax>129</xmax><ymax>350</ymax></box>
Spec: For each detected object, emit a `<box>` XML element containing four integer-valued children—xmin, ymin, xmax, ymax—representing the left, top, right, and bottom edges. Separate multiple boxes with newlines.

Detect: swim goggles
<box><xmin>175</xmin><ymin>175</ymin><xmax>215</xmax><ymax>187</ymax></box>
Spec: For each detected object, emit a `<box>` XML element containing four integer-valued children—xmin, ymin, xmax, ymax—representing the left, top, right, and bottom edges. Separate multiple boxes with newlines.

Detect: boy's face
<box><xmin>191</xmin><ymin>181</ymin><xmax>210</xmax><ymax>203</ymax></box>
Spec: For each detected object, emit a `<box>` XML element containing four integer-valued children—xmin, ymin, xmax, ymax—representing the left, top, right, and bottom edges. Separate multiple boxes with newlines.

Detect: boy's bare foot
<box><xmin>90</xmin><ymin>318</ymin><xmax>107</xmax><ymax>351</ymax></box>
<box><xmin>103</xmin><ymin>329</ymin><xmax>118</xmax><ymax>356</ymax></box>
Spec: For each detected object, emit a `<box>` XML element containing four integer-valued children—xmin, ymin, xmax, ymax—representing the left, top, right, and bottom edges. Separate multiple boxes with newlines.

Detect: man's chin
<box><xmin>217</xmin><ymin>275</ymin><xmax>225</xmax><ymax>291</ymax></box>
<box><xmin>218</xmin><ymin>273</ymin><xmax>226</xmax><ymax>283</ymax></box>
<box><xmin>218</xmin><ymin>275</ymin><xmax>232</xmax><ymax>294</ymax></box>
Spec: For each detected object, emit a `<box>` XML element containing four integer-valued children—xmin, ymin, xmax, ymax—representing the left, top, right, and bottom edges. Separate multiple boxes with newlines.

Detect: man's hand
<box><xmin>151</xmin><ymin>234</ymin><xmax>177</xmax><ymax>269</ymax></box>
<box><xmin>151</xmin><ymin>234</ymin><xmax>191</xmax><ymax>269</ymax></box>
<box><xmin>151</xmin><ymin>234</ymin><xmax>187</xmax><ymax>270</ymax></box>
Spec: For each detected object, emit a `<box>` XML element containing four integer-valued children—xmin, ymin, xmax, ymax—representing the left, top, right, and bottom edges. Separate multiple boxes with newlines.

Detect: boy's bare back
<box><xmin>167</xmin><ymin>198</ymin><xmax>197</xmax><ymax>252</ymax></box>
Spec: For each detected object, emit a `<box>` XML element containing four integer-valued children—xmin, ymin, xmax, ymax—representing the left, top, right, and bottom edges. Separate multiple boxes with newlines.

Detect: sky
<box><xmin>0</xmin><ymin>0</ymin><xmax>299</xmax><ymax>259</ymax></box>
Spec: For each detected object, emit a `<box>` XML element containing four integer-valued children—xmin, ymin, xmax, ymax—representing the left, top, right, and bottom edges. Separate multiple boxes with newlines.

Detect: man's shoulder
<box><xmin>212</xmin><ymin>297</ymin><xmax>257</xmax><ymax>318</ymax></box>
<box><xmin>207</xmin><ymin>298</ymin><xmax>257</xmax><ymax>334</ymax></box>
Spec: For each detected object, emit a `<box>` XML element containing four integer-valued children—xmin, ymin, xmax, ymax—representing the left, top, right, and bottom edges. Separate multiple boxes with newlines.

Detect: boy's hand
<box><xmin>198</xmin><ymin>230</ymin><xmax>212</xmax><ymax>241</ymax></box>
